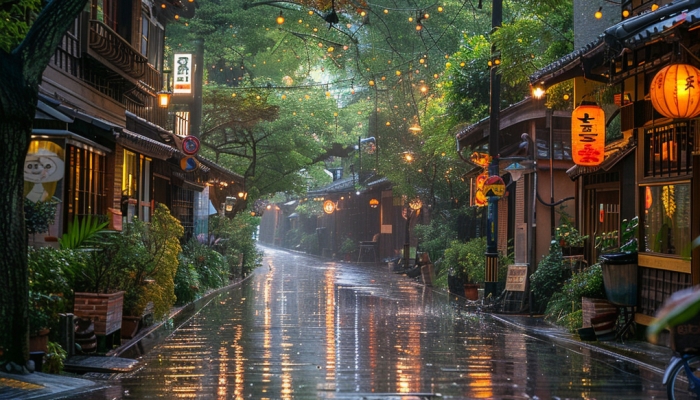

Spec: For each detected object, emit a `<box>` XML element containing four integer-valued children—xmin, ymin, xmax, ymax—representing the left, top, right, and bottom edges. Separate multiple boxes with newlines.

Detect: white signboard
<box><xmin>173</xmin><ymin>53</ymin><xmax>193</xmax><ymax>94</ymax></box>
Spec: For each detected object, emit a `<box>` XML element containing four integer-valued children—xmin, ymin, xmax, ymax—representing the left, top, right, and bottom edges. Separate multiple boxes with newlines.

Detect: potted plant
<box><xmin>116</xmin><ymin>204</ymin><xmax>183</xmax><ymax>332</ymax></box>
<box><xmin>556</xmin><ymin>212</ymin><xmax>588</xmax><ymax>256</ymax></box>
<box><xmin>27</xmin><ymin>246</ymin><xmax>73</xmax><ymax>352</ymax></box>
<box><xmin>444</xmin><ymin>238</ymin><xmax>487</xmax><ymax>300</ymax></box>
<box><xmin>339</xmin><ymin>238</ymin><xmax>357</xmax><ymax>261</ymax></box>
<box><xmin>597</xmin><ymin>217</ymin><xmax>639</xmax><ymax>306</ymax></box>
<box><xmin>59</xmin><ymin>215</ymin><xmax>126</xmax><ymax>338</ymax></box>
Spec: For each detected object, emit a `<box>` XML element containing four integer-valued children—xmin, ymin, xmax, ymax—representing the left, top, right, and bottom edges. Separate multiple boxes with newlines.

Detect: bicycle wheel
<box><xmin>667</xmin><ymin>355</ymin><xmax>700</xmax><ymax>400</ymax></box>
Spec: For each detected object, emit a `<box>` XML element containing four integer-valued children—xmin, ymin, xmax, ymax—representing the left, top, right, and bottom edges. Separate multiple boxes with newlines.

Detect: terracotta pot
<box><xmin>463</xmin><ymin>283</ymin><xmax>479</xmax><ymax>301</ymax></box>
<box><xmin>121</xmin><ymin>316</ymin><xmax>141</xmax><ymax>339</ymax></box>
<box><xmin>29</xmin><ymin>328</ymin><xmax>50</xmax><ymax>353</ymax></box>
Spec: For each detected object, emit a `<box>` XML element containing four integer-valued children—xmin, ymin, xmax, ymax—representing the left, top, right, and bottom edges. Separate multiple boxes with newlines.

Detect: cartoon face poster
<box><xmin>24</xmin><ymin>140</ymin><xmax>65</xmax><ymax>203</ymax></box>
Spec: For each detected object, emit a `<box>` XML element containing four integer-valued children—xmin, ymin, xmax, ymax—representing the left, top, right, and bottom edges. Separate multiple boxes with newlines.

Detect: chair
<box><xmin>357</xmin><ymin>233</ymin><xmax>379</xmax><ymax>263</ymax></box>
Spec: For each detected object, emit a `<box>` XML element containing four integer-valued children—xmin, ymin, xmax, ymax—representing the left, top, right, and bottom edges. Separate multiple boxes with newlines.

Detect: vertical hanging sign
<box><xmin>571</xmin><ymin>103</ymin><xmax>605</xmax><ymax>166</ymax></box>
<box><xmin>173</xmin><ymin>54</ymin><xmax>193</xmax><ymax>96</ymax></box>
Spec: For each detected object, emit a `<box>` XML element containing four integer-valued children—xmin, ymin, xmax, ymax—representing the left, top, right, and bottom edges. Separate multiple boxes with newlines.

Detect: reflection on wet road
<box><xmin>68</xmin><ymin>245</ymin><xmax>665</xmax><ymax>399</ymax></box>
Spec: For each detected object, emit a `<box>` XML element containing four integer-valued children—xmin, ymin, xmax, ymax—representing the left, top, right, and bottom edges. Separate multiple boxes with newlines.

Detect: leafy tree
<box><xmin>0</xmin><ymin>0</ymin><xmax>88</xmax><ymax>372</ymax></box>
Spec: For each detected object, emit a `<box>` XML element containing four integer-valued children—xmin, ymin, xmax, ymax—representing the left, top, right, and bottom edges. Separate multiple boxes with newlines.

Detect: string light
<box><xmin>276</xmin><ymin>11</ymin><xmax>285</xmax><ymax>25</ymax></box>
<box><xmin>594</xmin><ymin>7</ymin><xmax>602</xmax><ymax>19</ymax></box>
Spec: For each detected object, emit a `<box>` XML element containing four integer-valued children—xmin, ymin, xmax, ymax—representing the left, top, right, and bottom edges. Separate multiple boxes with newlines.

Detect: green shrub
<box><xmin>43</xmin><ymin>341</ymin><xmax>67</xmax><ymax>374</ymax></box>
<box><xmin>300</xmin><ymin>232</ymin><xmax>319</xmax><ymax>255</ymax></box>
<box><xmin>180</xmin><ymin>238</ymin><xmax>228</xmax><ymax>290</ymax></box>
<box><xmin>543</xmin><ymin>264</ymin><xmax>605</xmax><ymax>329</ymax></box>
<box><xmin>174</xmin><ymin>262</ymin><xmax>200</xmax><ymax>306</ymax></box>
<box><xmin>530</xmin><ymin>240</ymin><xmax>568</xmax><ymax>313</ymax></box>
<box><xmin>210</xmin><ymin>213</ymin><xmax>262</xmax><ymax>277</ymax></box>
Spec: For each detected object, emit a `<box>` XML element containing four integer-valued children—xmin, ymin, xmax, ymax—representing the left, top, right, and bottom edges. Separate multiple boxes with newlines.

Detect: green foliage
<box><xmin>43</xmin><ymin>341</ymin><xmax>67</xmax><ymax>374</ymax></box>
<box><xmin>530</xmin><ymin>240</ymin><xmax>568</xmax><ymax>313</ymax></box>
<box><xmin>27</xmin><ymin>246</ymin><xmax>72</xmax><ymax>297</ymax></box>
<box><xmin>414</xmin><ymin>217</ymin><xmax>458</xmax><ymax>263</ymax></box>
<box><xmin>595</xmin><ymin>217</ymin><xmax>639</xmax><ymax>254</ymax></box>
<box><xmin>443</xmin><ymin>237</ymin><xmax>487</xmax><ymax>284</ymax></box>
<box><xmin>556</xmin><ymin>207</ymin><xmax>588</xmax><ymax>247</ymax></box>
<box><xmin>123</xmin><ymin>205</ymin><xmax>183</xmax><ymax>320</ymax></box>
<box><xmin>300</xmin><ymin>232</ymin><xmax>320</xmax><ymax>255</ymax></box>
<box><xmin>338</xmin><ymin>238</ymin><xmax>357</xmax><ymax>255</ymax></box>
<box><xmin>180</xmin><ymin>237</ymin><xmax>228</xmax><ymax>291</ymax></box>
<box><xmin>174</xmin><ymin>262</ymin><xmax>200</xmax><ymax>306</ymax></box>
<box><xmin>284</xmin><ymin>228</ymin><xmax>303</xmax><ymax>249</ymax></box>
<box><xmin>210</xmin><ymin>213</ymin><xmax>262</xmax><ymax>277</ymax></box>
<box><xmin>28</xmin><ymin>291</ymin><xmax>60</xmax><ymax>335</ymax></box>
<box><xmin>24</xmin><ymin>200</ymin><xmax>58</xmax><ymax>236</ymax></box>
<box><xmin>543</xmin><ymin>264</ymin><xmax>605</xmax><ymax>330</ymax></box>
<box><xmin>0</xmin><ymin>0</ymin><xmax>42</xmax><ymax>52</ymax></box>
<box><xmin>59</xmin><ymin>214</ymin><xmax>109</xmax><ymax>250</ymax></box>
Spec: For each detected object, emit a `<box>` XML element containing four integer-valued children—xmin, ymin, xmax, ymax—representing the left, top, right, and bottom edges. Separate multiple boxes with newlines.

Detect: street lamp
<box><xmin>403</xmin><ymin>197</ymin><xmax>423</xmax><ymax>270</ymax></box>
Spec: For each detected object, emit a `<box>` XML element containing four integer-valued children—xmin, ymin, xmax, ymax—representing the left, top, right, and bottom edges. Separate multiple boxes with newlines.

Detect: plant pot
<box><xmin>29</xmin><ymin>328</ymin><xmax>50</xmax><ymax>353</ymax></box>
<box><xmin>600</xmin><ymin>252</ymin><xmax>638</xmax><ymax>306</ymax></box>
<box><xmin>448</xmin><ymin>274</ymin><xmax>465</xmax><ymax>295</ymax></box>
<box><xmin>463</xmin><ymin>283</ymin><xmax>479</xmax><ymax>301</ymax></box>
<box><xmin>121</xmin><ymin>315</ymin><xmax>141</xmax><ymax>339</ymax></box>
<box><xmin>73</xmin><ymin>291</ymin><xmax>124</xmax><ymax>336</ymax></box>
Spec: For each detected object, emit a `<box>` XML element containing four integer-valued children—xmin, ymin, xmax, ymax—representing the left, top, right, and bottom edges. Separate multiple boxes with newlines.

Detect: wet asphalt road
<box><xmin>64</xmin><ymin>245</ymin><xmax>667</xmax><ymax>399</ymax></box>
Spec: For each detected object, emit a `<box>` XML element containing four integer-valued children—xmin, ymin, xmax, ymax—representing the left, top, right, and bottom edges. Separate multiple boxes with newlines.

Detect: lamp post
<box><xmin>484</xmin><ymin>0</ymin><xmax>502</xmax><ymax>299</ymax></box>
<box><xmin>403</xmin><ymin>197</ymin><xmax>422</xmax><ymax>269</ymax></box>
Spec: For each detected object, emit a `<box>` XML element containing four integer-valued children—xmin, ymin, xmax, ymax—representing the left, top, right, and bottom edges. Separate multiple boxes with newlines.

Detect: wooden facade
<box><xmin>27</xmin><ymin>0</ymin><xmax>244</xmax><ymax>246</ymax></box>
<box><xmin>530</xmin><ymin>0</ymin><xmax>700</xmax><ymax>325</ymax></box>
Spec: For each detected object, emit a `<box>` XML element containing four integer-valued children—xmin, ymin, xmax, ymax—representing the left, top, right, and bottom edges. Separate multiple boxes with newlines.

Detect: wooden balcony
<box><xmin>87</xmin><ymin>19</ymin><xmax>160</xmax><ymax>92</ymax></box>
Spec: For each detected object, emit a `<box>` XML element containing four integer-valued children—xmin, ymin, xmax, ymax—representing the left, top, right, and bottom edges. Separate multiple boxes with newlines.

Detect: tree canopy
<box><xmin>164</xmin><ymin>0</ymin><xmax>573</xmax><ymax>209</ymax></box>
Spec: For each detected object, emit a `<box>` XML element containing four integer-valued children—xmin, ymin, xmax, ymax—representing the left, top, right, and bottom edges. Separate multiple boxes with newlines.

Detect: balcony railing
<box><xmin>89</xmin><ymin>20</ymin><xmax>147</xmax><ymax>79</ymax></box>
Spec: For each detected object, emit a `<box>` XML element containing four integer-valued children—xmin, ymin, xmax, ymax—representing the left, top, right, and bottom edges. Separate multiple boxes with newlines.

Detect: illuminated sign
<box><xmin>173</xmin><ymin>54</ymin><xmax>193</xmax><ymax>94</ymax></box>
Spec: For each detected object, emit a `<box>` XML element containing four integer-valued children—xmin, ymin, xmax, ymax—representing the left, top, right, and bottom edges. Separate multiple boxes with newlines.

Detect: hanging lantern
<box><xmin>369</xmin><ymin>198</ymin><xmax>379</xmax><ymax>208</ymax></box>
<box><xmin>650</xmin><ymin>63</ymin><xmax>700</xmax><ymax>119</ymax></box>
<box><xmin>571</xmin><ymin>103</ymin><xmax>605</xmax><ymax>166</ymax></box>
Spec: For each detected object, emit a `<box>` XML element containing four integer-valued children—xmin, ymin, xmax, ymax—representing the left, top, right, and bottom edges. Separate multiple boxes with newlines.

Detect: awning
<box><xmin>530</xmin><ymin>0</ymin><xmax>700</xmax><ymax>89</ymax></box>
<box><xmin>32</xmin><ymin>129</ymin><xmax>111</xmax><ymax>155</ymax></box>
<box><xmin>116</xmin><ymin>129</ymin><xmax>178</xmax><ymax>161</ymax></box>
<box><xmin>566</xmin><ymin>137</ymin><xmax>637</xmax><ymax>180</ymax></box>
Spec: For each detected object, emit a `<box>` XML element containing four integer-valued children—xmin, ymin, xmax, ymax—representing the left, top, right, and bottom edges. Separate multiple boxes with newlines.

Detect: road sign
<box><xmin>182</xmin><ymin>135</ymin><xmax>200</xmax><ymax>155</ymax></box>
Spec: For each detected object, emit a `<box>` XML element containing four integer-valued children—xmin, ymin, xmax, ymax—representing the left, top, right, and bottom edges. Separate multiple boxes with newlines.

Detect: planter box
<box><xmin>73</xmin><ymin>291</ymin><xmax>124</xmax><ymax>336</ymax></box>
<box><xmin>581</xmin><ymin>297</ymin><xmax>617</xmax><ymax>328</ymax></box>
<box><xmin>463</xmin><ymin>283</ymin><xmax>479</xmax><ymax>301</ymax></box>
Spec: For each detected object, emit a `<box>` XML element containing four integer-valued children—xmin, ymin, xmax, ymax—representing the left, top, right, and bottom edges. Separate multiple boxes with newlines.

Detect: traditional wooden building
<box><xmin>27</xmin><ymin>0</ymin><xmax>244</xmax><ymax>244</ymax></box>
<box><xmin>530</xmin><ymin>0</ymin><xmax>700</xmax><ymax>325</ymax></box>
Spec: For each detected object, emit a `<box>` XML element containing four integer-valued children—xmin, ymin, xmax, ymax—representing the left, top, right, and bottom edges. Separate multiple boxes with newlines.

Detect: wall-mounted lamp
<box><xmin>157</xmin><ymin>91</ymin><xmax>171</xmax><ymax>108</ymax></box>
<box><xmin>532</xmin><ymin>85</ymin><xmax>545</xmax><ymax>99</ymax></box>
<box><xmin>369</xmin><ymin>198</ymin><xmax>379</xmax><ymax>208</ymax></box>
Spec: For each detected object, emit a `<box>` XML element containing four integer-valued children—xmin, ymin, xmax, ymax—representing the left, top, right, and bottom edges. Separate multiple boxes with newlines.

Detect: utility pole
<box><xmin>485</xmin><ymin>0</ymin><xmax>502</xmax><ymax>299</ymax></box>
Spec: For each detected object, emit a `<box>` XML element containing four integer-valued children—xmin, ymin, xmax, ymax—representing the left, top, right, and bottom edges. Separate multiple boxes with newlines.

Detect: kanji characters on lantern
<box><xmin>571</xmin><ymin>103</ymin><xmax>605</xmax><ymax>166</ymax></box>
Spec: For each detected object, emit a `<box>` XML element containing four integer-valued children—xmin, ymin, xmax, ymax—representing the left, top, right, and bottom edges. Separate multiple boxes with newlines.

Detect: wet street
<box><xmin>65</xmin><ymin>245</ymin><xmax>666</xmax><ymax>399</ymax></box>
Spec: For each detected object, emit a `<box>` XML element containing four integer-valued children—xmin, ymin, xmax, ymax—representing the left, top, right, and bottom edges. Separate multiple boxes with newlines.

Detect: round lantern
<box><xmin>323</xmin><ymin>199</ymin><xmax>336</xmax><ymax>214</ymax></box>
<box><xmin>650</xmin><ymin>63</ymin><xmax>700</xmax><ymax>119</ymax></box>
<box><xmin>571</xmin><ymin>103</ymin><xmax>605</xmax><ymax>166</ymax></box>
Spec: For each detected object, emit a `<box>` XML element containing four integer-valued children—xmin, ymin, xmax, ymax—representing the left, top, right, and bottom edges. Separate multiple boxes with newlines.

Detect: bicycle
<box><xmin>664</xmin><ymin>351</ymin><xmax>700</xmax><ymax>399</ymax></box>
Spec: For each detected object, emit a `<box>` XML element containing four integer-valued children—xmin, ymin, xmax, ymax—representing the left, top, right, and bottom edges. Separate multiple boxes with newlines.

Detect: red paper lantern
<box><xmin>650</xmin><ymin>63</ymin><xmax>700</xmax><ymax>119</ymax></box>
<box><xmin>571</xmin><ymin>103</ymin><xmax>605</xmax><ymax>166</ymax></box>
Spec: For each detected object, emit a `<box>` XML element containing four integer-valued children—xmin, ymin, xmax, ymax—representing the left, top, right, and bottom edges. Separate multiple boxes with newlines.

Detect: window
<box><xmin>140</xmin><ymin>14</ymin><xmax>149</xmax><ymax>57</ymax></box>
<box><xmin>643</xmin><ymin>122</ymin><xmax>695</xmax><ymax>178</ymax></box>
<box><xmin>66</xmin><ymin>145</ymin><xmax>106</xmax><ymax>221</ymax></box>
<box><xmin>122</xmin><ymin>149</ymin><xmax>138</xmax><ymax>198</ymax></box>
<box><xmin>642</xmin><ymin>184</ymin><xmax>692</xmax><ymax>258</ymax></box>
